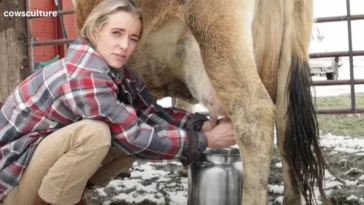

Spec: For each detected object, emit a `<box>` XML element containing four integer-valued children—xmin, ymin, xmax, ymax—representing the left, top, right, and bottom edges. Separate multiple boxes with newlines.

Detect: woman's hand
<box><xmin>201</xmin><ymin>120</ymin><xmax>214</xmax><ymax>132</ymax></box>
<box><xmin>203</xmin><ymin>119</ymin><xmax>236</xmax><ymax>148</ymax></box>
<box><xmin>201</xmin><ymin>117</ymin><xmax>231</xmax><ymax>132</ymax></box>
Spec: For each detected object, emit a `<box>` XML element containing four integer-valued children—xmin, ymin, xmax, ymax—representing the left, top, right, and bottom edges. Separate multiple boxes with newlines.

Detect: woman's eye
<box><xmin>113</xmin><ymin>31</ymin><xmax>121</xmax><ymax>36</ymax></box>
<box><xmin>131</xmin><ymin>38</ymin><xmax>139</xmax><ymax>42</ymax></box>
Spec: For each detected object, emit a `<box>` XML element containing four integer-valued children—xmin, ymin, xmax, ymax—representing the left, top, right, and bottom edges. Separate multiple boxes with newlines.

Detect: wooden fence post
<box><xmin>0</xmin><ymin>0</ymin><xmax>31</xmax><ymax>103</ymax></box>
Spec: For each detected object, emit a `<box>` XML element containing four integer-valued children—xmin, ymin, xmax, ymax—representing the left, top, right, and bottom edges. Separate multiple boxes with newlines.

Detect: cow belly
<box><xmin>127</xmin><ymin>16</ymin><xmax>226</xmax><ymax>121</ymax></box>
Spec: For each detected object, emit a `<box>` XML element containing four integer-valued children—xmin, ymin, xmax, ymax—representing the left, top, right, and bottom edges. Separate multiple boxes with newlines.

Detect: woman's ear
<box><xmin>89</xmin><ymin>31</ymin><xmax>100</xmax><ymax>47</ymax></box>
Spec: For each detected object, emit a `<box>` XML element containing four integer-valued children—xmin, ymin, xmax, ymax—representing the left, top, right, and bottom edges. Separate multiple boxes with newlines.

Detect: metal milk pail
<box><xmin>187</xmin><ymin>147</ymin><xmax>243</xmax><ymax>205</ymax></box>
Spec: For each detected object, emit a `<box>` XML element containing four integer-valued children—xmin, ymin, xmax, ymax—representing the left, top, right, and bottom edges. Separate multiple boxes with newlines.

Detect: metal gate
<box><xmin>29</xmin><ymin>0</ymin><xmax>364</xmax><ymax>115</ymax></box>
<box><xmin>309</xmin><ymin>0</ymin><xmax>364</xmax><ymax>114</ymax></box>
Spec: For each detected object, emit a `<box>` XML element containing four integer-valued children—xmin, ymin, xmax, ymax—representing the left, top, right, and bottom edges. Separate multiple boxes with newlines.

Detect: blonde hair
<box><xmin>80</xmin><ymin>0</ymin><xmax>143</xmax><ymax>43</ymax></box>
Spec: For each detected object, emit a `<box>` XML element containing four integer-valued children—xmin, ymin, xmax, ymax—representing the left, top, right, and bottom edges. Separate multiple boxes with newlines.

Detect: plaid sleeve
<box><xmin>132</xmin><ymin>77</ymin><xmax>209</xmax><ymax>132</ymax></box>
<box><xmin>59</xmin><ymin>72</ymin><xmax>207</xmax><ymax>162</ymax></box>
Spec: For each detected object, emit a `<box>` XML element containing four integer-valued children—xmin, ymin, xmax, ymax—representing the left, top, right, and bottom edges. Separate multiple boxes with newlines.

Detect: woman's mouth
<box><xmin>114</xmin><ymin>54</ymin><xmax>127</xmax><ymax>61</ymax></box>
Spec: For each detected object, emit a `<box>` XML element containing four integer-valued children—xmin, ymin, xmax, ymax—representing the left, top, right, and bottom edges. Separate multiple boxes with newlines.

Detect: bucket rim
<box><xmin>202</xmin><ymin>147</ymin><xmax>240</xmax><ymax>156</ymax></box>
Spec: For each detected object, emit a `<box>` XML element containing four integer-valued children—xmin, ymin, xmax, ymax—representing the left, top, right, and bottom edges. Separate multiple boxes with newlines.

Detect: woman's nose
<box><xmin>119</xmin><ymin>36</ymin><xmax>129</xmax><ymax>50</ymax></box>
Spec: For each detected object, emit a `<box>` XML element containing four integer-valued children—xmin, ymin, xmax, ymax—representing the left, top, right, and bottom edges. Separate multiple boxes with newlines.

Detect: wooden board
<box><xmin>0</xmin><ymin>0</ymin><xmax>31</xmax><ymax>103</ymax></box>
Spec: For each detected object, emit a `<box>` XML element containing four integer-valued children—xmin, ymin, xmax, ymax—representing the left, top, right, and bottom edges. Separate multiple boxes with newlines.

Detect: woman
<box><xmin>0</xmin><ymin>0</ymin><xmax>236</xmax><ymax>204</ymax></box>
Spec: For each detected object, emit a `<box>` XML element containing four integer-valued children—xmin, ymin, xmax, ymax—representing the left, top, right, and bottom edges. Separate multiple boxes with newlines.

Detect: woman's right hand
<box><xmin>204</xmin><ymin>120</ymin><xmax>236</xmax><ymax>148</ymax></box>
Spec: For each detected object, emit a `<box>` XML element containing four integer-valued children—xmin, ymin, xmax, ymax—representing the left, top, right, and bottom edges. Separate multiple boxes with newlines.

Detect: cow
<box><xmin>74</xmin><ymin>0</ymin><xmax>329</xmax><ymax>204</ymax></box>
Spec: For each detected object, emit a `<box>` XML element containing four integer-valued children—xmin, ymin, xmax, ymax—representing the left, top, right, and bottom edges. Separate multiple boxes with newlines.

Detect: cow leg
<box><xmin>274</xmin><ymin>7</ymin><xmax>301</xmax><ymax>201</ymax></box>
<box><xmin>184</xmin><ymin>1</ymin><xmax>275</xmax><ymax>204</ymax></box>
<box><xmin>275</xmin><ymin>1</ymin><xmax>328</xmax><ymax>204</ymax></box>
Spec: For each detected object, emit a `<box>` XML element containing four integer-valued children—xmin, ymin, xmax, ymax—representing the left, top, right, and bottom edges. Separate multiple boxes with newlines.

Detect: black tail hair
<box><xmin>284</xmin><ymin>55</ymin><xmax>329</xmax><ymax>205</ymax></box>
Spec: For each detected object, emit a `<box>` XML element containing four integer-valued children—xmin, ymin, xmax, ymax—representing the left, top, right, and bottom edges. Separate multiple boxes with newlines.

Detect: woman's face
<box><xmin>92</xmin><ymin>11</ymin><xmax>141</xmax><ymax>69</ymax></box>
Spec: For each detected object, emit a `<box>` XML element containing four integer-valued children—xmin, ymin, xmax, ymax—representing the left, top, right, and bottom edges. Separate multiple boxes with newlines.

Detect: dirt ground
<box><xmin>322</xmin><ymin>148</ymin><xmax>364</xmax><ymax>205</ymax></box>
<box><xmin>267</xmin><ymin>146</ymin><xmax>364</xmax><ymax>205</ymax></box>
<box><xmin>83</xmin><ymin>142</ymin><xmax>364</xmax><ymax>205</ymax></box>
<box><xmin>81</xmin><ymin>95</ymin><xmax>364</xmax><ymax>205</ymax></box>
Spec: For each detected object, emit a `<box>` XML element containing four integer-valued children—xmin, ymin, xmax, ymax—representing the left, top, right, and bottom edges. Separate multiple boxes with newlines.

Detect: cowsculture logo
<box><xmin>3</xmin><ymin>10</ymin><xmax>57</xmax><ymax>17</ymax></box>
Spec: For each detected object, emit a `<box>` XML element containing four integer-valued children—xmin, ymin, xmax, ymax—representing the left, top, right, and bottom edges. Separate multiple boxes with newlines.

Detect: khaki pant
<box><xmin>2</xmin><ymin>120</ymin><xmax>136</xmax><ymax>205</ymax></box>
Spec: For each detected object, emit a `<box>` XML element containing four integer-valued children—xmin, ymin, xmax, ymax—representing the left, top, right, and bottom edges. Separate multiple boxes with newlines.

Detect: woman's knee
<box><xmin>76</xmin><ymin>119</ymin><xmax>112</xmax><ymax>149</ymax></box>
